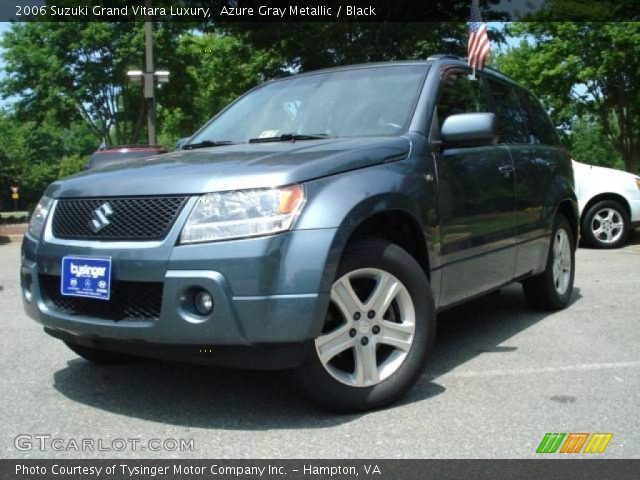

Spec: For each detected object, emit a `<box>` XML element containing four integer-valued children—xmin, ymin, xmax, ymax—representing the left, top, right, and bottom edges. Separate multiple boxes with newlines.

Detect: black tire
<box><xmin>297</xmin><ymin>238</ymin><xmax>436</xmax><ymax>412</ymax></box>
<box><xmin>581</xmin><ymin>200</ymin><xmax>630</xmax><ymax>249</ymax></box>
<box><xmin>64</xmin><ymin>341</ymin><xmax>140</xmax><ymax>365</ymax></box>
<box><xmin>522</xmin><ymin>214</ymin><xmax>575</xmax><ymax>311</ymax></box>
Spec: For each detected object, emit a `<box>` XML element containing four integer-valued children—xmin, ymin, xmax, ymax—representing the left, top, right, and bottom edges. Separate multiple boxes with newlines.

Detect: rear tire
<box><xmin>581</xmin><ymin>200</ymin><xmax>629</xmax><ymax>249</ymax></box>
<box><xmin>65</xmin><ymin>341</ymin><xmax>140</xmax><ymax>365</ymax></box>
<box><xmin>297</xmin><ymin>238</ymin><xmax>436</xmax><ymax>412</ymax></box>
<box><xmin>522</xmin><ymin>214</ymin><xmax>575</xmax><ymax>311</ymax></box>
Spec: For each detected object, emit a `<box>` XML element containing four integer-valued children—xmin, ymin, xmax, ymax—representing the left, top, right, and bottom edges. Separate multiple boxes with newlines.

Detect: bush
<box><xmin>0</xmin><ymin>211</ymin><xmax>29</xmax><ymax>224</ymax></box>
<box><xmin>58</xmin><ymin>154</ymin><xmax>89</xmax><ymax>178</ymax></box>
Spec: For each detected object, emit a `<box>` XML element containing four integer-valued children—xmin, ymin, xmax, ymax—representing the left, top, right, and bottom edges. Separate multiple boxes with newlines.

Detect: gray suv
<box><xmin>21</xmin><ymin>56</ymin><xmax>578</xmax><ymax>411</ymax></box>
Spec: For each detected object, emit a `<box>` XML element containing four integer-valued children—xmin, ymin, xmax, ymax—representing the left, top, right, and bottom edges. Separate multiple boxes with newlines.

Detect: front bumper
<box><xmin>21</xmin><ymin>220</ymin><xmax>338</xmax><ymax>352</ymax></box>
<box><xmin>630</xmin><ymin>197</ymin><xmax>640</xmax><ymax>226</ymax></box>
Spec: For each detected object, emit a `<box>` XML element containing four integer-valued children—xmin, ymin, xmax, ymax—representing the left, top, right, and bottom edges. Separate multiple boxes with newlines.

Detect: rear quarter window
<box><xmin>518</xmin><ymin>90</ymin><xmax>560</xmax><ymax>146</ymax></box>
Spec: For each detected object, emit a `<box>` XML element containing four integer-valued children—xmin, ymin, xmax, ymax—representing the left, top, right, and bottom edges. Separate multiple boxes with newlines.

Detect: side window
<box><xmin>487</xmin><ymin>79</ymin><xmax>529</xmax><ymax>144</ymax></box>
<box><xmin>436</xmin><ymin>71</ymin><xmax>490</xmax><ymax>128</ymax></box>
<box><xmin>518</xmin><ymin>91</ymin><xmax>559</xmax><ymax>146</ymax></box>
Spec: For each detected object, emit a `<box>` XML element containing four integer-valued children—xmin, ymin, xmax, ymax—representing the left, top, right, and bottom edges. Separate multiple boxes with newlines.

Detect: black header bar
<box><xmin>1</xmin><ymin>0</ymin><xmax>640</xmax><ymax>22</ymax></box>
<box><xmin>5</xmin><ymin>459</ymin><xmax>640</xmax><ymax>480</ymax></box>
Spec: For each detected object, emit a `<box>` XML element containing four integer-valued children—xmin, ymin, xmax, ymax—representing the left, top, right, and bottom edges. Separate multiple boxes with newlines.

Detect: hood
<box><xmin>48</xmin><ymin>136</ymin><xmax>411</xmax><ymax>198</ymax></box>
<box><xmin>572</xmin><ymin>160</ymin><xmax>638</xmax><ymax>186</ymax></box>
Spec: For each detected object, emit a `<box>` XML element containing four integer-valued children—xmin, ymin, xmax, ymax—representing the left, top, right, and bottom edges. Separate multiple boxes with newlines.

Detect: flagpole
<box><xmin>468</xmin><ymin>0</ymin><xmax>490</xmax><ymax>81</ymax></box>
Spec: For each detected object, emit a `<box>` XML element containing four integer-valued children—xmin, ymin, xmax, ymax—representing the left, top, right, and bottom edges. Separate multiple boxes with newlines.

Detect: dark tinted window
<box><xmin>518</xmin><ymin>90</ymin><xmax>559</xmax><ymax>146</ymax></box>
<box><xmin>487</xmin><ymin>79</ymin><xmax>528</xmax><ymax>144</ymax></box>
<box><xmin>436</xmin><ymin>71</ymin><xmax>490</xmax><ymax>128</ymax></box>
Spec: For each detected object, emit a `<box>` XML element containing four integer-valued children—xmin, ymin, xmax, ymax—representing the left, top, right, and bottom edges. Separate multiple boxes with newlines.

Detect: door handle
<box><xmin>498</xmin><ymin>165</ymin><xmax>514</xmax><ymax>178</ymax></box>
<box><xmin>543</xmin><ymin>160</ymin><xmax>556</xmax><ymax>171</ymax></box>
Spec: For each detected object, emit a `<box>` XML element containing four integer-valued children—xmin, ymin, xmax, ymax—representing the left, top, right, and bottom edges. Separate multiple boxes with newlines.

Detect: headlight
<box><xmin>27</xmin><ymin>195</ymin><xmax>54</xmax><ymax>239</ymax></box>
<box><xmin>180</xmin><ymin>184</ymin><xmax>305</xmax><ymax>243</ymax></box>
<box><xmin>635</xmin><ymin>177</ymin><xmax>640</xmax><ymax>190</ymax></box>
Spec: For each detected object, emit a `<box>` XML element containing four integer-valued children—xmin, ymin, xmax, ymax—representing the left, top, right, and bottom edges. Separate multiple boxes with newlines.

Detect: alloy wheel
<box><xmin>591</xmin><ymin>208</ymin><xmax>624</xmax><ymax>245</ymax></box>
<box><xmin>315</xmin><ymin>268</ymin><xmax>416</xmax><ymax>387</ymax></box>
<box><xmin>552</xmin><ymin>228</ymin><xmax>572</xmax><ymax>295</ymax></box>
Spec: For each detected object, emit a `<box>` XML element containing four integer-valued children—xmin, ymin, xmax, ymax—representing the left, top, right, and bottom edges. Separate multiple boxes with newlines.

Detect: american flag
<box><xmin>467</xmin><ymin>0</ymin><xmax>491</xmax><ymax>71</ymax></box>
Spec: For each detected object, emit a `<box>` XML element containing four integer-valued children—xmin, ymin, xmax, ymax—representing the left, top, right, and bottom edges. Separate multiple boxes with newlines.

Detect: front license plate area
<box><xmin>61</xmin><ymin>256</ymin><xmax>112</xmax><ymax>301</ymax></box>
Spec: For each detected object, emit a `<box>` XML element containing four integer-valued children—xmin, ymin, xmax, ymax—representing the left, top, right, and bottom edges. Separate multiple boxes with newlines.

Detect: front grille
<box><xmin>40</xmin><ymin>275</ymin><xmax>163</xmax><ymax>322</ymax></box>
<box><xmin>52</xmin><ymin>196</ymin><xmax>188</xmax><ymax>241</ymax></box>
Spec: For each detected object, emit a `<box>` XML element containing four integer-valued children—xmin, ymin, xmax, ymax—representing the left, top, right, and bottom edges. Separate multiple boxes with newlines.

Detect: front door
<box><xmin>433</xmin><ymin>70</ymin><xmax>517</xmax><ymax>307</ymax></box>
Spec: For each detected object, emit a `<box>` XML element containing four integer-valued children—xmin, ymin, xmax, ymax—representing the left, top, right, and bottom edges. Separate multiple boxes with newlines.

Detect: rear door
<box><xmin>434</xmin><ymin>69</ymin><xmax>517</xmax><ymax>307</ymax></box>
<box><xmin>485</xmin><ymin>78</ymin><xmax>547</xmax><ymax>278</ymax></box>
<box><xmin>486</xmin><ymin>82</ymin><xmax>564</xmax><ymax>277</ymax></box>
<box><xmin>514</xmin><ymin>90</ymin><xmax>567</xmax><ymax>276</ymax></box>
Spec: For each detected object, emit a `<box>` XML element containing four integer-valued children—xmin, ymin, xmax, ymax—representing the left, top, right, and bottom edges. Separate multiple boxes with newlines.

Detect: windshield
<box><xmin>189</xmin><ymin>65</ymin><xmax>427</xmax><ymax>144</ymax></box>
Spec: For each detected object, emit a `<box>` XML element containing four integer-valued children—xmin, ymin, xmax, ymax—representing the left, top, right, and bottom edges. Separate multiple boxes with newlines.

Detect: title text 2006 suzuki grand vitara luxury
<box><xmin>22</xmin><ymin>56</ymin><xmax>578</xmax><ymax>411</ymax></box>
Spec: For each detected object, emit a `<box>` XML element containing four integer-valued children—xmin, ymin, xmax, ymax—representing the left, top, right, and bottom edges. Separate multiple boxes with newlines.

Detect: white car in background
<box><xmin>573</xmin><ymin>160</ymin><xmax>640</xmax><ymax>248</ymax></box>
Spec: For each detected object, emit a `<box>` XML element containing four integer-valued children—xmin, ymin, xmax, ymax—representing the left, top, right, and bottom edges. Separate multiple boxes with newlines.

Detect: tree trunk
<box><xmin>627</xmin><ymin>147</ymin><xmax>639</xmax><ymax>175</ymax></box>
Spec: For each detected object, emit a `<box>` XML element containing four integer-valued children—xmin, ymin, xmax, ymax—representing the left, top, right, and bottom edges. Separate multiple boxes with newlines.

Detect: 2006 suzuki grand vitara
<box><xmin>21</xmin><ymin>56</ymin><xmax>578</xmax><ymax>411</ymax></box>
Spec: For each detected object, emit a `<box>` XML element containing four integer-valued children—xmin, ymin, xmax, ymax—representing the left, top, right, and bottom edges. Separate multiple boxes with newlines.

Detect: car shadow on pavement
<box><xmin>54</xmin><ymin>358</ymin><xmax>363</xmax><ymax>428</ymax></box>
<box><xmin>428</xmin><ymin>285</ymin><xmax>581</xmax><ymax>376</ymax></box>
<box><xmin>52</xmin><ymin>284</ymin><xmax>581</xmax><ymax>427</ymax></box>
<box><xmin>392</xmin><ymin>284</ymin><xmax>582</xmax><ymax>407</ymax></box>
<box><xmin>626</xmin><ymin>228</ymin><xmax>640</xmax><ymax>246</ymax></box>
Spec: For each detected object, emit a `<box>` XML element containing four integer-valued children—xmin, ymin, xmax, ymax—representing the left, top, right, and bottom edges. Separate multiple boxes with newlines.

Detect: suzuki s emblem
<box><xmin>89</xmin><ymin>202</ymin><xmax>113</xmax><ymax>233</ymax></box>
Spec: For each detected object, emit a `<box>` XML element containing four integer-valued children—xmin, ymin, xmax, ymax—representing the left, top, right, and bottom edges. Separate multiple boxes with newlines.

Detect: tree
<box><xmin>497</xmin><ymin>23</ymin><xmax>640</xmax><ymax>173</ymax></box>
<box><xmin>0</xmin><ymin>22</ymin><xmax>289</xmax><ymax>149</ymax></box>
<box><xmin>568</xmin><ymin>116</ymin><xmax>625</xmax><ymax>170</ymax></box>
<box><xmin>157</xmin><ymin>31</ymin><xmax>285</xmax><ymax>147</ymax></box>
<box><xmin>2</xmin><ymin>20</ymin><xmax>505</xmax><ymax>150</ymax></box>
<box><xmin>1</xmin><ymin>22</ymin><xmax>144</xmax><ymax>145</ymax></box>
<box><xmin>0</xmin><ymin>110</ymin><xmax>95</xmax><ymax>209</ymax></box>
<box><xmin>221</xmin><ymin>22</ymin><xmax>497</xmax><ymax>72</ymax></box>
<box><xmin>1</xmin><ymin>17</ymin><xmax>508</xmax><ymax>208</ymax></box>
<box><xmin>0</xmin><ymin>22</ymin><xmax>201</xmax><ymax>147</ymax></box>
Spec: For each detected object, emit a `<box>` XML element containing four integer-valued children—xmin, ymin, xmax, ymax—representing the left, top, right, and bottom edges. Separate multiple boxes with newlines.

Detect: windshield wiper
<box><xmin>248</xmin><ymin>133</ymin><xmax>333</xmax><ymax>143</ymax></box>
<box><xmin>182</xmin><ymin>139</ymin><xmax>236</xmax><ymax>150</ymax></box>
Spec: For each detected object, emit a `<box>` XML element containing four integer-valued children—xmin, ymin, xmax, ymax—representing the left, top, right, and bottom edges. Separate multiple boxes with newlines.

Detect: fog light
<box><xmin>194</xmin><ymin>290</ymin><xmax>213</xmax><ymax>316</ymax></box>
<box><xmin>22</xmin><ymin>272</ymin><xmax>33</xmax><ymax>303</ymax></box>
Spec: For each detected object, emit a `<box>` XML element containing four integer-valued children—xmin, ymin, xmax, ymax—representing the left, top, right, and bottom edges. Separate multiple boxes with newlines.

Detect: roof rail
<box><xmin>427</xmin><ymin>54</ymin><xmax>504</xmax><ymax>75</ymax></box>
<box><xmin>426</xmin><ymin>54</ymin><xmax>463</xmax><ymax>61</ymax></box>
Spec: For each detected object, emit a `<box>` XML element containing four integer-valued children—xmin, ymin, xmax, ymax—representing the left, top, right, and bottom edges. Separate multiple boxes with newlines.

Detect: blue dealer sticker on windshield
<box><xmin>61</xmin><ymin>256</ymin><xmax>112</xmax><ymax>301</ymax></box>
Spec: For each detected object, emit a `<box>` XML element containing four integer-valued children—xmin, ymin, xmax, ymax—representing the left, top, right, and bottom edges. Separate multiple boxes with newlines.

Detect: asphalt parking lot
<box><xmin>2</xmin><ymin>233</ymin><xmax>639</xmax><ymax>459</ymax></box>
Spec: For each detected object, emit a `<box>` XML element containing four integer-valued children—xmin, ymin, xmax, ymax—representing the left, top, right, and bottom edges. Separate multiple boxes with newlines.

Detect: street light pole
<box><xmin>144</xmin><ymin>1</ymin><xmax>156</xmax><ymax>145</ymax></box>
<box><xmin>126</xmin><ymin>0</ymin><xmax>169</xmax><ymax>145</ymax></box>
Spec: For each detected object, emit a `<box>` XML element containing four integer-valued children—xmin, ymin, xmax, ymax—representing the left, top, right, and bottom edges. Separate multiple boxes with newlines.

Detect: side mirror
<box><xmin>175</xmin><ymin>137</ymin><xmax>190</xmax><ymax>150</ymax></box>
<box><xmin>440</xmin><ymin>112</ymin><xmax>498</xmax><ymax>148</ymax></box>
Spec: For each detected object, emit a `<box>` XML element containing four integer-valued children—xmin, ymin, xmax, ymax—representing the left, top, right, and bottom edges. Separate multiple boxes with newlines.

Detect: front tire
<box><xmin>297</xmin><ymin>238</ymin><xmax>436</xmax><ymax>412</ymax></box>
<box><xmin>522</xmin><ymin>214</ymin><xmax>575</xmax><ymax>310</ymax></box>
<box><xmin>581</xmin><ymin>200</ymin><xmax>629</xmax><ymax>249</ymax></box>
<box><xmin>65</xmin><ymin>341</ymin><xmax>140</xmax><ymax>365</ymax></box>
